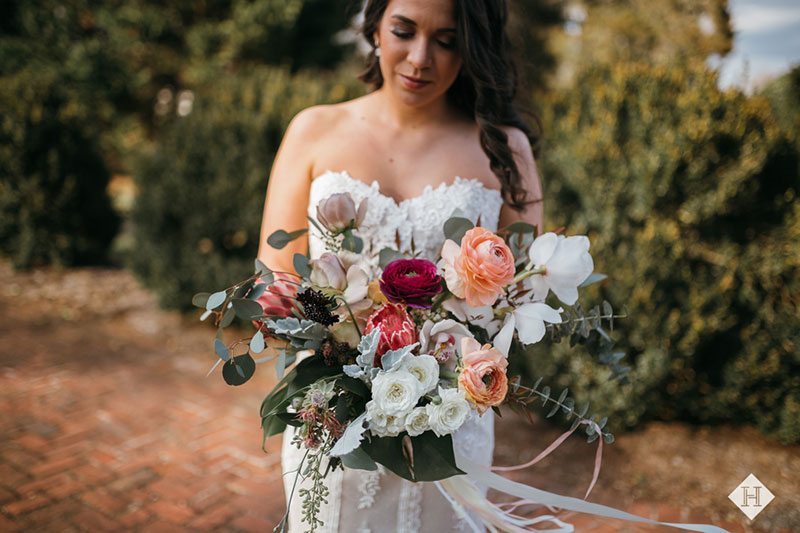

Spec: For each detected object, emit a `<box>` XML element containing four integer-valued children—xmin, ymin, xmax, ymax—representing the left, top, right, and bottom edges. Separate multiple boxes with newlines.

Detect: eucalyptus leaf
<box><xmin>293</xmin><ymin>253</ymin><xmax>311</xmax><ymax>278</ymax></box>
<box><xmin>232</xmin><ymin>298</ymin><xmax>263</xmax><ymax>320</ymax></box>
<box><xmin>443</xmin><ymin>217</ymin><xmax>474</xmax><ymax>244</ymax></box>
<box><xmin>214</xmin><ymin>339</ymin><xmax>230</xmax><ymax>361</ymax></box>
<box><xmin>222</xmin><ymin>354</ymin><xmax>256</xmax><ymax>386</ymax></box>
<box><xmin>578</xmin><ymin>272</ymin><xmax>608</xmax><ymax>288</ymax></box>
<box><xmin>250</xmin><ymin>330</ymin><xmax>265</xmax><ymax>354</ymax></box>
<box><xmin>267</xmin><ymin>228</ymin><xmax>308</xmax><ymax>250</ymax></box>
<box><xmin>341</xmin><ymin>231</ymin><xmax>363</xmax><ymax>253</ymax></box>
<box><xmin>206</xmin><ymin>290</ymin><xmax>227</xmax><ymax>310</ymax></box>
<box><xmin>192</xmin><ymin>292</ymin><xmax>210</xmax><ymax>308</ymax></box>
<box><xmin>248</xmin><ymin>283</ymin><xmax>267</xmax><ymax>301</ymax></box>
<box><xmin>220</xmin><ymin>308</ymin><xmax>236</xmax><ymax>328</ymax></box>
<box><xmin>378</xmin><ymin>248</ymin><xmax>404</xmax><ymax>269</ymax></box>
<box><xmin>255</xmin><ymin>258</ymin><xmax>272</xmax><ymax>276</ymax></box>
<box><xmin>275</xmin><ymin>350</ymin><xmax>287</xmax><ymax>380</ymax></box>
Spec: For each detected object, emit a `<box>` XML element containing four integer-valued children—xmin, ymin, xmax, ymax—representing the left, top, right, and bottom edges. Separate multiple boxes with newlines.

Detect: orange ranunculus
<box><xmin>455</xmin><ymin>227</ymin><xmax>515</xmax><ymax>306</ymax></box>
<box><xmin>457</xmin><ymin>337</ymin><xmax>509</xmax><ymax>413</ymax></box>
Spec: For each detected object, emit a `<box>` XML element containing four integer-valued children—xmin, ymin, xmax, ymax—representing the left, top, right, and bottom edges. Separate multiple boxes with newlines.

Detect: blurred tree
<box><xmin>507</xmin><ymin>0</ymin><xmax>565</xmax><ymax>96</ymax></box>
<box><xmin>0</xmin><ymin>1</ymin><xmax>124</xmax><ymax>267</ymax></box>
<box><xmin>551</xmin><ymin>0</ymin><xmax>733</xmax><ymax>86</ymax></box>
<box><xmin>128</xmin><ymin>67</ymin><xmax>363</xmax><ymax>309</ymax></box>
<box><xmin>760</xmin><ymin>65</ymin><xmax>800</xmax><ymax>143</ymax></box>
<box><xmin>533</xmin><ymin>62</ymin><xmax>800</xmax><ymax>443</ymax></box>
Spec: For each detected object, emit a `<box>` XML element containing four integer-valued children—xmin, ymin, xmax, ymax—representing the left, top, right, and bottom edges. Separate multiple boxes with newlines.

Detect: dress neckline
<box><xmin>311</xmin><ymin>169</ymin><xmax>501</xmax><ymax>208</ymax></box>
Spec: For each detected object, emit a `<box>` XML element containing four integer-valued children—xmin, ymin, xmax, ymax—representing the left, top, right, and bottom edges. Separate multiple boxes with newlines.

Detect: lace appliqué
<box><xmin>397</xmin><ymin>480</ymin><xmax>423</xmax><ymax>533</ymax></box>
<box><xmin>356</xmin><ymin>468</ymin><xmax>382</xmax><ymax>509</ymax></box>
<box><xmin>308</xmin><ymin>170</ymin><xmax>504</xmax><ymax>276</ymax></box>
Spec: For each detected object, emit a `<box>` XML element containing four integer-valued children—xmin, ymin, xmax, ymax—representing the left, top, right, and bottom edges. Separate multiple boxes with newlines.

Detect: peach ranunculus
<box><xmin>442</xmin><ymin>227</ymin><xmax>515</xmax><ymax>307</ymax></box>
<box><xmin>457</xmin><ymin>337</ymin><xmax>509</xmax><ymax>413</ymax></box>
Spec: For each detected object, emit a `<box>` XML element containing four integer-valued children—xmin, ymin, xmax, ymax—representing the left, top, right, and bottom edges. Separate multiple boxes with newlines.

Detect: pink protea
<box><xmin>363</xmin><ymin>303</ymin><xmax>418</xmax><ymax>366</ymax></box>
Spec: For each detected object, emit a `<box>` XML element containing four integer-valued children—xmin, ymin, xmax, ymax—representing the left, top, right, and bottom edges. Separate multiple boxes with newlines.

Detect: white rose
<box><xmin>404</xmin><ymin>407</ymin><xmax>431</xmax><ymax>437</ymax></box>
<box><xmin>399</xmin><ymin>354</ymin><xmax>440</xmax><ymax>393</ymax></box>
<box><xmin>366</xmin><ymin>400</ymin><xmax>406</xmax><ymax>437</ymax></box>
<box><xmin>371</xmin><ymin>370</ymin><xmax>422</xmax><ymax>416</ymax></box>
<box><xmin>426</xmin><ymin>387</ymin><xmax>471</xmax><ymax>437</ymax></box>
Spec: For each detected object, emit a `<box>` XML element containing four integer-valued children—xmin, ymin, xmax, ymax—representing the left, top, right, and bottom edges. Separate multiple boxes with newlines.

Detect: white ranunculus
<box><xmin>366</xmin><ymin>400</ymin><xmax>406</xmax><ymax>437</ymax></box>
<box><xmin>426</xmin><ymin>387</ymin><xmax>471</xmax><ymax>437</ymax></box>
<box><xmin>371</xmin><ymin>370</ymin><xmax>423</xmax><ymax>416</ymax></box>
<box><xmin>404</xmin><ymin>407</ymin><xmax>430</xmax><ymax>437</ymax></box>
<box><xmin>419</xmin><ymin>319</ymin><xmax>472</xmax><ymax>364</ymax></box>
<box><xmin>526</xmin><ymin>233</ymin><xmax>594</xmax><ymax>305</ymax></box>
<box><xmin>398</xmin><ymin>354</ymin><xmax>440</xmax><ymax>393</ymax></box>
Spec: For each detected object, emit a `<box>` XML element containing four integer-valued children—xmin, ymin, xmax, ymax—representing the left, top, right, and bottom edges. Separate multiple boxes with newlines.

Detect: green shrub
<box><xmin>531</xmin><ymin>62</ymin><xmax>800</xmax><ymax>443</ymax></box>
<box><xmin>128</xmin><ymin>67</ymin><xmax>363</xmax><ymax>309</ymax></box>
<box><xmin>0</xmin><ymin>69</ymin><xmax>120</xmax><ymax>268</ymax></box>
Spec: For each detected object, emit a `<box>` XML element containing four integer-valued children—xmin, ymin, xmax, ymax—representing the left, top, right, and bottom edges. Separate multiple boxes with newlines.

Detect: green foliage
<box><xmin>128</xmin><ymin>67</ymin><xmax>363</xmax><ymax>308</ymax></box>
<box><xmin>574</xmin><ymin>0</ymin><xmax>733</xmax><ymax>66</ymax></box>
<box><xmin>531</xmin><ymin>62</ymin><xmax>800</xmax><ymax>443</ymax></box>
<box><xmin>760</xmin><ymin>66</ymin><xmax>800</xmax><ymax>144</ymax></box>
<box><xmin>0</xmin><ymin>16</ymin><xmax>122</xmax><ymax>267</ymax></box>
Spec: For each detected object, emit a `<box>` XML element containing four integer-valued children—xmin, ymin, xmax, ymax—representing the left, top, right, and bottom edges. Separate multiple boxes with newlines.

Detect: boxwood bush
<box><xmin>531</xmin><ymin>62</ymin><xmax>799</xmax><ymax>443</ymax></box>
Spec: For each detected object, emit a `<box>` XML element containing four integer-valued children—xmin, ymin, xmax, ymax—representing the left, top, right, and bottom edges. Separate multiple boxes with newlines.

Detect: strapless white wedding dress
<box><xmin>280</xmin><ymin>170</ymin><xmax>505</xmax><ymax>533</ymax></box>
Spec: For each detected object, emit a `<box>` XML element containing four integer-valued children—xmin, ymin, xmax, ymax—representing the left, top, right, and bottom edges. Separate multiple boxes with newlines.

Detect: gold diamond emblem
<box><xmin>728</xmin><ymin>473</ymin><xmax>775</xmax><ymax>520</ymax></box>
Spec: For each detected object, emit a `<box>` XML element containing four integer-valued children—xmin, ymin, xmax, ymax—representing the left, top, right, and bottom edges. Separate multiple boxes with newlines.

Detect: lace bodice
<box><xmin>307</xmin><ymin>170</ymin><xmax>504</xmax><ymax>274</ymax></box>
<box><xmin>282</xmin><ymin>169</ymin><xmax>502</xmax><ymax>533</ymax></box>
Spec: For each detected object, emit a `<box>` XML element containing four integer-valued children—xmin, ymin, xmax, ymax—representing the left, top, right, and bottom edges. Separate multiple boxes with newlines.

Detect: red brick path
<box><xmin>0</xmin><ymin>264</ymin><xmax>792</xmax><ymax>531</ymax></box>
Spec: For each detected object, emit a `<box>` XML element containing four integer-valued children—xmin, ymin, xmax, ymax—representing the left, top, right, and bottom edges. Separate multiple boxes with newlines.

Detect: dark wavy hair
<box><xmin>358</xmin><ymin>0</ymin><xmax>538</xmax><ymax>211</ymax></box>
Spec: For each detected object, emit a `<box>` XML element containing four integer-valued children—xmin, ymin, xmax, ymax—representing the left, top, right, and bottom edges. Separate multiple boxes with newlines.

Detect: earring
<box><xmin>375</xmin><ymin>46</ymin><xmax>381</xmax><ymax>58</ymax></box>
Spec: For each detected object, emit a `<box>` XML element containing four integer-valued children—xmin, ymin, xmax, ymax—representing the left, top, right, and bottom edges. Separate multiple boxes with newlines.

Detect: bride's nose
<box><xmin>407</xmin><ymin>38</ymin><xmax>433</xmax><ymax>71</ymax></box>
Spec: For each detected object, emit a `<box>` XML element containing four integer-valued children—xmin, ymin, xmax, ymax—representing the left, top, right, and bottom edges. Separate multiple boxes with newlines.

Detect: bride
<box><xmin>257</xmin><ymin>0</ymin><xmax>542</xmax><ymax>530</ymax></box>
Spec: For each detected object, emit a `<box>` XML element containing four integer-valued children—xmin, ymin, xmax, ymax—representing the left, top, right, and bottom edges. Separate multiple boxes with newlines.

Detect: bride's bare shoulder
<box><xmin>286</xmin><ymin>96</ymin><xmax>368</xmax><ymax>142</ymax></box>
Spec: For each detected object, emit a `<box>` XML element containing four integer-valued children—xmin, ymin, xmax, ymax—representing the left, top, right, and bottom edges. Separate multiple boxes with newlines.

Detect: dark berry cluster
<box><xmin>296</xmin><ymin>288</ymin><xmax>339</xmax><ymax>326</ymax></box>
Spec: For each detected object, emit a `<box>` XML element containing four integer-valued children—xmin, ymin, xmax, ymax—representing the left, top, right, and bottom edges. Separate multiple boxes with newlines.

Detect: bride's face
<box><xmin>375</xmin><ymin>0</ymin><xmax>462</xmax><ymax>107</ymax></box>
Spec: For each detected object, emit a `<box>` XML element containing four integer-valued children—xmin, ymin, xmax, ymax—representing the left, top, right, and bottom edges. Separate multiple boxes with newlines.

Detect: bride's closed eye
<box><xmin>390</xmin><ymin>28</ymin><xmax>456</xmax><ymax>50</ymax></box>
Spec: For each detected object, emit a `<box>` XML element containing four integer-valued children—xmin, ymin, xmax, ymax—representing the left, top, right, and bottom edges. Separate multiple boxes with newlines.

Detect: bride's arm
<box><xmin>256</xmin><ymin>107</ymin><xmax>323</xmax><ymax>273</ymax></box>
<box><xmin>498</xmin><ymin>127</ymin><xmax>544</xmax><ymax>232</ymax></box>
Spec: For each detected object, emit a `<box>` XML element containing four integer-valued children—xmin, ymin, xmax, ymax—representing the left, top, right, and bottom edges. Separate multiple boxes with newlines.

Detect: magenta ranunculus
<box><xmin>379</xmin><ymin>258</ymin><xmax>443</xmax><ymax>308</ymax></box>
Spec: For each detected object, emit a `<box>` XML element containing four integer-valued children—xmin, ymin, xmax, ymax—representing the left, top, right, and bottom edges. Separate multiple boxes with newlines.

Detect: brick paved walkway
<box><xmin>0</xmin><ymin>263</ymin><xmax>794</xmax><ymax>532</ymax></box>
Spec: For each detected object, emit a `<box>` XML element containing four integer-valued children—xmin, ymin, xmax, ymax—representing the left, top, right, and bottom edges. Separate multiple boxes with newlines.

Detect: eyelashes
<box><xmin>390</xmin><ymin>29</ymin><xmax>456</xmax><ymax>50</ymax></box>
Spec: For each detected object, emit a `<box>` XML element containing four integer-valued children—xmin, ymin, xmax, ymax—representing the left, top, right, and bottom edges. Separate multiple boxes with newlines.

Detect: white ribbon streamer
<box><xmin>447</xmin><ymin>452</ymin><xmax>731</xmax><ymax>533</ymax></box>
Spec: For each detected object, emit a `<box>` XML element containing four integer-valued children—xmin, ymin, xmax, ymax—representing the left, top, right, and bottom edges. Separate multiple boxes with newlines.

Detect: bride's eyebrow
<box><xmin>390</xmin><ymin>14</ymin><xmax>456</xmax><ymax>33</ymax></box>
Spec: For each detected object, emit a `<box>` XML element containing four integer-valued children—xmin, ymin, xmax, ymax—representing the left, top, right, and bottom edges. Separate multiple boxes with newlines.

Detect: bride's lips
<box><xmin>399</xmin><ymin>74</ymin><xmax>432</xmax><ymax>90</ymax></box>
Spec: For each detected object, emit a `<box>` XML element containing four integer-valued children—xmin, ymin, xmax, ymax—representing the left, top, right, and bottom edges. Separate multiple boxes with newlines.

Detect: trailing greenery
<box><xmin>128</xmin><ymin>67</ymin><xmax>363</xmax><ymax>308</ymax></box>
<box><xmin>529</xmin><ymin>61</ymin><xmax>800</xmax><ymax>443</ymax></box>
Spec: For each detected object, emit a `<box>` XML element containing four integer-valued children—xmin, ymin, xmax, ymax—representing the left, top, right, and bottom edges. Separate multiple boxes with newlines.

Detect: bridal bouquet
<box><xmin>194</xmin><ymin>191</ymin><xmax>621</xmax><ymax>530</ymax></box>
